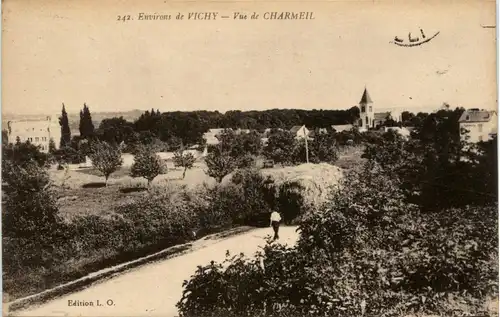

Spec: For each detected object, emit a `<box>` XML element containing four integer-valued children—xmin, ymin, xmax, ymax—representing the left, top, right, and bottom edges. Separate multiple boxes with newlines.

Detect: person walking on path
<box><xmin>270</xmin><ymin>211</ymin><xmax>282</xmax><ymax>241</ymax></box>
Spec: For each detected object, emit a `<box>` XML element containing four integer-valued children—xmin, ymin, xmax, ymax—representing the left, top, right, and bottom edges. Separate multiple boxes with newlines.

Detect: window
<box><xmin>361</xmin><ymin>105</ymin><xmax>366</xmax><ymax>112</ymax></box>
<box><xmin>466</xmin><ymin>115</ymin><xmax>470</xmax><ymax>121</ymax></box>
<box><xmin>41</xmin><ymin>145</ymin><xmax>45</xmax><ymax>151</ymax></box>
<box><xmin>28</xmin><ymin>137</ymin><xmax>33</xmax><ymax>142</ymax></box>
<box><xmin>35</xmin><ymin>137</ymin><xmax>39</xmax><ymax>142</ymax></box>
<box><xmin>369</xmin><ymin>106</ymin><xmax>372</xmax><ymax>112</ymax></box>
<box><xmin>479</xmin><ymin>135</ymin><xmax>483</xmax><ymax>142</ymax></box>
<box><xmin>42</xmin><ymin>137</ymin><xmax>47</xmax><ymax>141</ymax></box>
<box><xmin>365</xmin><ymin>117</ymin><xmax>369</xmax><ymax>125</ymax></box>
<box><xmin>478</xmin><ymin>124</ymin><xmax>483</xmax><ymax>133</ymax></box>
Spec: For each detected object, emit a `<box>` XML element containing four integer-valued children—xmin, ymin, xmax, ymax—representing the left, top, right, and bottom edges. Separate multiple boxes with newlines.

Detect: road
<box><xmin>12</xmin><ymin>226</ymin><xmax>300</xmax><ymax>317</ymax></box>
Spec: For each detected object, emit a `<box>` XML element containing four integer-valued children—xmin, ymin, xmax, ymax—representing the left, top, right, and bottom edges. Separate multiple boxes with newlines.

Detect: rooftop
<box><xmin>458</xmin><ymin>109</ymin><xmax>496</xmax><ymax>123</ymax></box>
<box><xmin>359</xmin><ymin>88</ymin><xmax>373</xmax><ymax>104</ymax></box>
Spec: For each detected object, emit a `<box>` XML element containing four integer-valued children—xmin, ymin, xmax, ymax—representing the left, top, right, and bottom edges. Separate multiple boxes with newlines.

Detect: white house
<box><xmin>289</xmin><ymin>125</ymin><xmax>309</xmax><ymax>139</ymax></box>
<box><xmin>458</xmin><ymin>109</ymin><xmax>497</xmax><ymax>143</ymax></box>
<box><xmin>7</xmin><ymin>116</ymin><xmax>61</xmax><ymax>153</ymax></box>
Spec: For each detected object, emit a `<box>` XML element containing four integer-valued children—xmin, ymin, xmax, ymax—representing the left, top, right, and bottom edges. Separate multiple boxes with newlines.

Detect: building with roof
<box><xmin>458</xmin><ymin>109</ymin><xmax>497</xmax><ymax>143</ymax></box>
<box><xmin>358</xmin><ymin>87</ymin><xmax>402</xmax><ymax>131</ymax></box>
<box><xmin>289</xmin><ymin>125</ymin><xmax>309</xmax><ymax>139</ymax></box>
<box><xmin>6</xmin><ymin>116</ymin><xmax>61</xmax><ymax>153</ymax></box>
<box><xmin>331</xmin><ymin>124</ymin><xmax>354</xmax><ymax>133</ymax></box>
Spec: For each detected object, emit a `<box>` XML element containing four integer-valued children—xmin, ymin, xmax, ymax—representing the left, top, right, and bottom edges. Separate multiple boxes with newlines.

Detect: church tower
<box><xmin>359</xmin><ymin>87</ymin><xmax>374</xmax><ymax>130</ymax></box>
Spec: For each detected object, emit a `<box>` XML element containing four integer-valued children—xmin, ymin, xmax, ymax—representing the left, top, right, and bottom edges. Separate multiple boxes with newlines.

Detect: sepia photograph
<box><xmin>1</xmin><ymin>0</ymin><xmax>498</xmax><ymax>316</ymax></box>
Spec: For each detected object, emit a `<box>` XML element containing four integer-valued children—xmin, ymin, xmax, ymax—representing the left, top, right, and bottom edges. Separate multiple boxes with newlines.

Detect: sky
<box><xmin>2</xmin><ymin>0</ymin><xmax>497</xmax><ymax>116</ymax></box>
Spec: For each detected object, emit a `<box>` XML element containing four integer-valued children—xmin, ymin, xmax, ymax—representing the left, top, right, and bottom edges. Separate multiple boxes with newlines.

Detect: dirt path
<box><xmin>11</xmin><ymin>226</ymin><xmax>300</xmax><ymax>317</ymax></box>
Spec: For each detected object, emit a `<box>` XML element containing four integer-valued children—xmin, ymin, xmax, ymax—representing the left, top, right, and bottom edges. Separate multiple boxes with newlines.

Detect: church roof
<box><xmin>359</xmin><ymin>88</ymin><xmax>373</xmax><ymax>104</ymax></box>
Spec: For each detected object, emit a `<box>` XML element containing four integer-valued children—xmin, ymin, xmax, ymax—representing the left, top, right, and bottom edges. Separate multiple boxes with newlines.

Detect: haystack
<box><xmin>262</xmin><ymin>163</ymin><xmax>343</xmax><ymax>210</ymax></box>
<box><xmin>222</xmin><ymin>163</ymin><xmax>344</xmax><ymax>211</ymax></box>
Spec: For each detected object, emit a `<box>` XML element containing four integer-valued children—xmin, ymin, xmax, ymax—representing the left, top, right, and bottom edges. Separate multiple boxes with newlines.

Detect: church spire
<box><xmin>359</xmin><ymin>87</ymin><xmax>373</xmax><ymax>104</ymax></box>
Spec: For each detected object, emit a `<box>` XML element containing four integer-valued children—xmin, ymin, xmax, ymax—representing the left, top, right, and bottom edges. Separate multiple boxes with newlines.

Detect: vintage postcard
<box><xmin>2</xmin><ymin>0</ymin><xmax>498</xmax><ymax>317</ymax></box>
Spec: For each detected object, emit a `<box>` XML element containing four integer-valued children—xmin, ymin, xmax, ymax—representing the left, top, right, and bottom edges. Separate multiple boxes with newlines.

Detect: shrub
<box><xmin>114</xmin><ymin>186</ymin><xmax>200</xmax><ymax>252</ymax></box>
<box><xmin>2</xmin><ymin>140</ymin><xmax>48</xmax><ymax>168</ymax></box>
<box><xmin>2</xmin><ymin>160</ymin><xmax>70</xmax><ymax>291</ymax></box>
<box><xmin>177</xmin><ymin>161</ymin><xmax>498</xmax><ymax>317</ymax></box>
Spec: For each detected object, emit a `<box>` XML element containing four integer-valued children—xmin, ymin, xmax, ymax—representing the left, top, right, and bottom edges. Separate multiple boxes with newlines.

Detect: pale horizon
<box><xmin>2</xmin><ymin>1</ymin><xmax>497</xmax><ymax>117</ymax></box>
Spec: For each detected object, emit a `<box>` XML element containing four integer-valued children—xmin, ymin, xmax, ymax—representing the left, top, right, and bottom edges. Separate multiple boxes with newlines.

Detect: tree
<box><xmin>214</xmin><ymin>129</ymin><xmax>259</xmax><ymax>168</ymax></box>
<box><xmin>204</xmin><ymin>145</ymin><xmax>238</xmax><ymax>183</ymax></box>
<box><xmin>130</xmin><ymin>146</ymin><xmax>165</xmax><ymax>186</ymax></box>
<box><xmin>48</xmin><ymin>138</ymin><xmax>57</xmax><ymax>154</ymax></box>
<box><xmin>2</xmin><ymin>160</ymin><xmax>62</xmax><ymax>239</ymax></box>
<box><xmin>88</xmin><ymin>140</ymin><xmax>123</xmax><ymax>185</ymax></box>
<box><xmin>96</xmin><ymin>117</ymin><xmax>134</xmax><ymax>145</ymax></box>
<box><xmin>59</xmin><ymin>103</ymin><xmax>72</xmax><ymax>147</ymax></box>
<box><xmin>173</xmin><ymin>149</ymin><xmax>196</xmax><ymax>179</ymax></box>
<box><xmin>2</xmin><ymin>141</ymin><xmax>48</xmax><ymax>168</ymax></box>
<box><xmin>308</xmin><ymin>132</ymin><xmax>339</xmax><ymax>164</ymax></box>
<box><xmin>2</xmin><ymin>129</ymin><xmax>9</xmax><ymax>146</ymax></box>
<box><xmin>263</xmin><ymin>130</ymin><xmax>297</xmax><ymax>165</ymax></box>
<box><xmin>79</xmin><ymin>103</ymin><xmax>95</xmax><ymax>139</ymax></box>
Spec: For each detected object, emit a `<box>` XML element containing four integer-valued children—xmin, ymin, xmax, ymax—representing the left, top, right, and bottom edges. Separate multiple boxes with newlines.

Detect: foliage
<box><xmin>177</xmin><ymin>161</ymin><xmax>498</xmax><ymax>317</ymax></box>
<box><xmin>59</xmin><ymin>103</ymin><xmax>72</xmax><ymax>148</ymax></box>
<box><xmin>173</xmin><ymin>149</ymin><xmax>197</xmax><ymax>179</ymax></box>
<box><xmin>2</xmin><ymin>160</ymin><xmax>69</xmax><ymax>276</ymax></box>
<box><xmin>48</xmin><ymin>138</ymin><xmax>57</xmax><ymax>154</ymax></box>
<box><xmin>204</xmin><ymin>145</ymin><xmax>239</xmax><ymax>183</ymax></box>
<box><xmin>114</xmin><ymin>187</ymin><xmax>200</xmax><ymax>252</ymax></box>
<box><xmin>130</xmin><ymin>146</ymin><xmax>165</xmax><ymax>185</ymax></box>
<box><xmin>53</xmin><ymin>146</ymin><xmax>81</xmax><ymax>165</ymax></box>
<box><xmin>2</xmin><ymin>140</ymin><xmax>48</xmax><ymax>168</ymax></box>
<box><xmin>263</xmin><ymin>130</ymin><xmax>297</xmax><ymax>165</ymax></box>
<box><xmin>361</xmin><ymin>109</ymin><xmax>497</xmax><ymax>210</ymax></box>
<box><xmin>79</xmin><ymin>103</ymin><xmax>95</xmax><ymax>139</ymax></box>
<box><xmin>2</xmin><ymin>129</ymin><xmax>9</xmax><ymax>146</ymax></box>
<box><xmin>213</xmin><ymin>129</ymin><xmax>260</xmax><ymax>167</ymax></box>
<box><xmin>96</xmin><ymin>116</ymin><xmax>134</xmax><ymax>145</ymax></box>
<box><xmin>88</xmin><ymin>140</ymin><xmax>123</xmax><ymax>184</ymax></box>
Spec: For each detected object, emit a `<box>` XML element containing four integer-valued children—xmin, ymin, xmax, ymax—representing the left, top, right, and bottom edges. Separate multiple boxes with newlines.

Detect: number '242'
<box><xmin>117</xmin><ymin>15</ymin><xmax>131</xmax><ymax>22</ymax></box>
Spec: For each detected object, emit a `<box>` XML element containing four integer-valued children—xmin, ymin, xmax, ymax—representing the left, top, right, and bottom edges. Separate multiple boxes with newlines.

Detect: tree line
<box><xmin>55</xmin><ymin>105</ymin><xmax>360</xmax><ymax>152</ymax></box>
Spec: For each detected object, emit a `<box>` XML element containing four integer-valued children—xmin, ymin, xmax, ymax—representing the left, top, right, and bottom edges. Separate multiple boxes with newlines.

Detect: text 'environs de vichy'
<box><xmin>135</xmin><ymin>12</ymin><xmax>315</xmax><ymax>21</ymax></box>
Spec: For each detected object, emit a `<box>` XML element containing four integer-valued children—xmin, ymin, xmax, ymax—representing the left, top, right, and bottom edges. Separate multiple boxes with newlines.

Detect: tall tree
<box><xmin>79</xmin><ymin>103</ymin><xmax>95</xmax><ymax>139</ymax></box>
<box><xmin>59</xmin><ymin>103</ymin><xmax>71</xmax><ymax>147</ymax></box>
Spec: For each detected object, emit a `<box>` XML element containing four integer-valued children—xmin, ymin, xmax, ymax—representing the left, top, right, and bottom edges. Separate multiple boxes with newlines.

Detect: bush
<box><xmin>2</xmin><ymin>140</ymin><xmax>48</xmax><ymax>168</ymax></box>
<box><xmin>114</xmin><ymin>187</ymin><xmax>200</xmax><ymax>251</ymax></box>
<box><xmin>177</xmin><ymin>162</ymin><xmax>498</xmax><ymax>317</ymax></box>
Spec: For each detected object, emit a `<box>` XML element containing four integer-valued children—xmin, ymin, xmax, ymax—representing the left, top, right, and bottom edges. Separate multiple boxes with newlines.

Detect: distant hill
<box><xmin>2</xmin><ymin>109</ymin><xmax>145</xmax><ymax>133</ymax></box>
